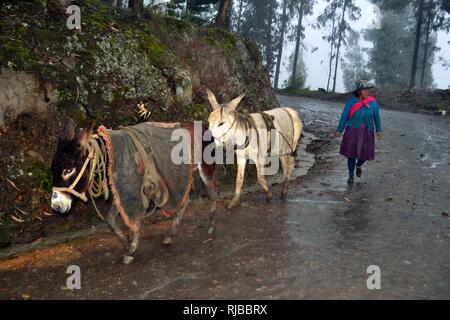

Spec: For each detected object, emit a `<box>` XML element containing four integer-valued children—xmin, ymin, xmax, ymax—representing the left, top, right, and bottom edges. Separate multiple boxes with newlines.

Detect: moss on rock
<box><xmin>0</xmin><ymin>0</ymin><xmax>278</xmax><ymax>126</ymax></box>
<box><xmin>93</xmin><ymin>33</ymin><xmax>170</xmax><ymax>104</ymax></box>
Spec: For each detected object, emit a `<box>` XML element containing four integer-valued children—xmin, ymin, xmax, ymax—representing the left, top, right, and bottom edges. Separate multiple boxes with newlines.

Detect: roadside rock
<box><xmin>0</xmin><ymin>68</ymin><xmax>58</xmax><ymax>127</ymax></box>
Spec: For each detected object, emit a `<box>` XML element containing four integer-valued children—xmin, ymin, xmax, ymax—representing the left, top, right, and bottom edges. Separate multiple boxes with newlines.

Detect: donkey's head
<box><xmin>50</xmin><ymin>120</ymin><xmax>94</xmax><ymax>215</ymax></box>
<box><xmin>206</xmin><ymin>89</ymin><xmax>245</xmax><ymax>146</ymax></box>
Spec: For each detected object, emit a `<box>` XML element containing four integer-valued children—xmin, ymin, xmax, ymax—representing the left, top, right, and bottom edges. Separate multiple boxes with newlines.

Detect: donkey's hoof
<box><xmin>228</xmin><ymin>197</ymin><xmax>241</xmax><ymax>210</ymax></box>
<box><xmin>227</xmin><ymin>199</ymin><xmax>239</xmax><ymax>210</ymax></box>
<box><xmin>208</xmin><ymin>225</ymin><xmax>216</xmax><ymax>235</ymax></box>
<box><xmin>266</xmin><ymin>192</ymin><xmax>273</xmax><ymax>202</ymax></box>
<box><xmin>280</xmin><ymin>192</ymin><xmax>287</xmax><ymax>200</ymax></box>
<box><xmin>123</xmin><ymin>255</ymin><xmax>134</xmax><ymax>265</ymax></box>
<box><xmin>163</xmin><ymin>236</ymin><xmax>173</xmax><ymax>245</ymax></box>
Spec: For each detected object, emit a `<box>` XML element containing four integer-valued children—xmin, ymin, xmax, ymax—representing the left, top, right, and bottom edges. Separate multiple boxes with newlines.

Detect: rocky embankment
<box><xmin>0</xmin><ymin>0</ymin><xmax>278</xmax><ymax>249</ymax></box>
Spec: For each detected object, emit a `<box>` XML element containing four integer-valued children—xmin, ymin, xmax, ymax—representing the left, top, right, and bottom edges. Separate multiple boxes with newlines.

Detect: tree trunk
<box><xmin>326</xmin><ymin>7</ymin><xmax>337</xmax><ymax>92</ymax></box>
<box><xmin>237</xmin><ymin>0</ymin><xmax>244</xmax><ymax>33</ymax></box>
<box><xmin>274</xmin><ymin>0</ymin><xmax>288</xmax><ymax>89</ymax></box>
<box><xmin>236</xmin><ymin>0</ymin><xmax>244</xmax><ymax>33</ymax></box>
<box><xmin>332</xmin><ymin>0</ymin><xmax>348</xmax><ymax>93</ymax></box>
<box><xmin>420</xmin><ymin>0</ymin><xmax>433</xmax><ymax>88</ymax></box>
<box><xmin>216</xmin><ymin>0</ymin><xmax>234</xmax><ymax>28</ymax></box>
<box><xmin>128</xmin><ymin>0</ymin><xmax>143</xmax><ymax>17</ymax></box>
<box><xmin>186</xmin><ymin>0</ymin><xmax>195</xmax><ymax>13</ymax></box>
<box><xmin>292</xmin><ymin>1</ymin><xmax>305</xmax><ymax>85</ymax></box>
<box><xmin>266</xmin><ymin>2</ymin><xmax>274</xmax><ymax>77</ymax></box>
<box><xmin>409</xmin><ymin>0</ymin><xmax>425</xmax><ymax>90</ymax></box>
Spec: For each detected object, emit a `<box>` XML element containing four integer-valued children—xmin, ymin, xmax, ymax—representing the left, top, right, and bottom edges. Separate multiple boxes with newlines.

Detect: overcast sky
<box><xmin>278</xmin><ymin>0</ymin><xmax>450</xmax><ymax>92</ymax></box>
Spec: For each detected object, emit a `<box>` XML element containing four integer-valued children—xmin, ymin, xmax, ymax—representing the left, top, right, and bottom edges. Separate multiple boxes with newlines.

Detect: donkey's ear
<box><xmin>77</xmin><ymin>121</ymin><xmax>95</xmax><ymax>148</ymax></box>
<box><xmin>62</xmin><ymin>118</ymin><xmax>76</xmax><ymax>141</ymax></box>
<box><xmin>206</xmin><ymin>89</ymin><xmax>220</xmax><ymax>110</ymax></box>
<box><xmin>228</xmin><ymin>93</ymin><xmax>245</xmax><ymax>112</ymax></box>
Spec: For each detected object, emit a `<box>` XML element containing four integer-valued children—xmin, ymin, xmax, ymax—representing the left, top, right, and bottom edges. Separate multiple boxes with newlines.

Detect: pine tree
<box><xmin>128</xmin><ymin>0</ymin><xmax>144</xmax><ymax>17</ymax></box>
<box><xmin>373</xmin><ymin>0</ymin><xmax>445</xmax><ymax>89</ymax></box>
<box><xmin>421</xmin><ymin>0</ymin><xmax>434</xmax><ymax>87</ymax></box>
<box><xmin>364</xmin><ymin>6</ymin><xmax>436</xmax><ymax>89</ymax></box>
<box><xmin>285</xmin><ymin>49</ymin><xmax>308</xmax><ymax>90</ymax></box>
<box><xmin>341</xmin><ymin>31</ymin><xmax>371</xmax><ymax>92</ymax></box>
<box><xmin>290</xmin><ymin>0</ymin><xmax>314</xmax><ymax>89</ymax></box>
<box><xmin>420</xmin><ymin>0</ymin><xmax>450</xmax><ymax>87</ymax></box>
<box><xmin>409</xmin><ymin>0</ymin><xmax>426</xmax><ymax>90</ymax></box>
<box><xmin>240</xmin><ymin>0</ymin><xmax>280</xmax><ymax>79</ymax></box>
<box><xmin>317</xmin><ymin>0</ymin><xmax>361</xmax><ymax>92</ymax></box>
<box><xmin>235</xmin><ymin>0</ymin><xmax>245</xmax><ymax>33</ymax></box>
<box><xmin>332</xmin><ymin>0</ymin><xmax>361</xmax><ymax>92</ymax></box>
<box><xmin>317</xmin><ymin>0</ymin><xmax>338</xmax><ymax>91</ymax></box>
<box><xmin>216</xmin><ymin>0</ymin><xmax>234</xmax><ymax>28</ymax></box>
<box><xmin>274</xmin><ymin>0</ymin><xmax>289</xmax><ymax>89</ymax></box>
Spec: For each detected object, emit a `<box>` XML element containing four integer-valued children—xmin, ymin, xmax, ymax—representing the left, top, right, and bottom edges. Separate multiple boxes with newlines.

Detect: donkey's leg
<box><xmin>163</xmin><ymin>200</ymin><xmax>189</xmax><ymax>245</ymax></box>
<box><xmin>123</xmin><ymin>219</ymin><xmax>142</xmax><ymax>265</ymax></box>
<box><xmin>106</xmin><ymin>206</ymin><xmax>129</xmax><ymax>251</ymax></box>
<box><xmin>281</xmin><ymin>155</ymin><xmax>295</xmax><ymax>200</ymax></box>
<box><xmin>198</xmin><ymin>164</ymin><xmax>218</xmax><ymax>212</ymax></box>
<box><xmin>207</xmin><ymin>178</ymin><xmax>218</xmax><ymax>235</ymax></box>
<box><xmin>228</xmin><ymin>159</ymin><xmax>246</xmax><ymax>210</ymax></box>
<box><xmin>280</xmin><ymin>155</ymin><xmax>289</xmax><ymax>199</ymax></box>
<box><xmin>198</xmin><ymin>164</ymin><xmax>218</xmax><ymax>234</ymax></box>
<box><xmin>256</xmin><ymin>159</ymin><xmax>273</xmax><ymax>202</ymax></box>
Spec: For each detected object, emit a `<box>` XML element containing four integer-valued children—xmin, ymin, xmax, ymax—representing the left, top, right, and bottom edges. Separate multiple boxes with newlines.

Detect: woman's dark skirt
<box><xmin>340</xmin><ymin>125</ymin><xmax>375</xmax><ymax>161</ymax></box>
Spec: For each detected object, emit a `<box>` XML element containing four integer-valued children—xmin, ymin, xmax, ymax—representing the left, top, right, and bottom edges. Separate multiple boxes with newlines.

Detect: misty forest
<box><xmin>155</xmin><ymin>0</ymin><xmax>450</xmax><ymax>92</ymax></box>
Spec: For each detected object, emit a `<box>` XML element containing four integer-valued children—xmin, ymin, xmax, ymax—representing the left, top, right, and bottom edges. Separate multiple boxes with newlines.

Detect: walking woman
<box><xmin>335</xmin><ymin>80</ymin><xmax>382</xmax><ymax>185</ymax></box>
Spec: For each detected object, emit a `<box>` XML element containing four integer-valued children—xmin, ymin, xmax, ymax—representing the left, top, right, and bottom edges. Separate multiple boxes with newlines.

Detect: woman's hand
<box><xmin>376</xmin><ymin>132</ymin><xmax>382</xmax><ymax>140</ymax></box>
<box><xmin>334</xmin><ymin>131</ymin><xmax>343</xmax><ymax>138</ymax></box>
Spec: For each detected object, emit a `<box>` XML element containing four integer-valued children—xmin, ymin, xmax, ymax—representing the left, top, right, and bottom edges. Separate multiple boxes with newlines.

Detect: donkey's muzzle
<box><xmin>51</xmin><ymin>191</ymin><xmax>73</xmax><ymax>215</ymax></box>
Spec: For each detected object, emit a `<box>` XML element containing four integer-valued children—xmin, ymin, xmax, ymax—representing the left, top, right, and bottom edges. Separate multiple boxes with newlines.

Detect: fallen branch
<box><xmin>4</xmin><ymin>177</ymin><xmax>21</xmax><ymax>192</ymax></box>
<box><xmin>11</xmin><ymin>215</ymin><xmax>25</xmax><ymax>223</ymax></box>
<box><xmin>14</xmin><ymin>206</ymin><xmax>30</xmax><ymax>216</ymax></box>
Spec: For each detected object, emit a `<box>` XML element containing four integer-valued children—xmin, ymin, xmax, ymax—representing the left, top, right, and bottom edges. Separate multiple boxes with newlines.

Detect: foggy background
<box><xmin>279</xmin><ymin>0</ymin><xmax>450</xmax><ymax>92</ymax></box>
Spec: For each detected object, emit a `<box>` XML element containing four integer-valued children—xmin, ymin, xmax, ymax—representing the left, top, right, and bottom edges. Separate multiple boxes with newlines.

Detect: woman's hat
<box><xmin>354</xmin><ymin>80</ymin><xmax>374</xmax><ymax>93</ymax></box>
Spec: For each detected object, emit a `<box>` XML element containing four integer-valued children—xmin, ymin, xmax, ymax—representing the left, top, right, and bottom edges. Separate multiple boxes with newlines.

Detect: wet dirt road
<box><xmin>1</xmin><ymin>95</ymin><xmax>450</xmax><ymax>299</ymax></box>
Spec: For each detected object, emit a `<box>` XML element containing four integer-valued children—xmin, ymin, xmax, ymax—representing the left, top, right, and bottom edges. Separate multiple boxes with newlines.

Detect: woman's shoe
<box><xmin>347</xmin><ymin>176</ymin><xmax>354</xmax><ymax>185</ymax></box>
<box><xmin>356</xmin><ymin>166</ymin><xmax>362</xmax><ymax>178</ymax></box>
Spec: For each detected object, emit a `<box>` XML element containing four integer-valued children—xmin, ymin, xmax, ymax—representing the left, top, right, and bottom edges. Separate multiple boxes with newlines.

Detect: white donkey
<box><xmin>206</xmin><ymin>90</ymin><xmax>303</xmax><ymax>209</ymax></box>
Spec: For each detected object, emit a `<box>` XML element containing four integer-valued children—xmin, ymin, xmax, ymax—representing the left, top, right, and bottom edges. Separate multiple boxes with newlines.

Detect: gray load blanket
<box><xmin>98</xmin><ymin>122</ymin><xmax>195</xmax><ymax>228</ymax></box>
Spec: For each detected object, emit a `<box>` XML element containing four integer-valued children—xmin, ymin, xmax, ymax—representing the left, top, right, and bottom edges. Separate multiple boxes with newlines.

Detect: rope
<box><xmin>52</xmin><ymin>135</ymin><xmax>109</xmax><ymax>220</ymax></box>
<box><xmin>233</xmin><ymin>111</ymin><xmax>296</xmax><ymax>156</ymax></box>
<box><xmin>121</xmin><ymin>127</ymin><xmax>169</xmax><ymax>211</ymax></box>
<box><xmin>85</xmin><ymin>135</ymin><xmax>109</xmax><ymax>220</ymax></box>
<box><xmin>85</xmin><ymin>135</ymin><xmax>109</xmax><ymax>202</ymax></box>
